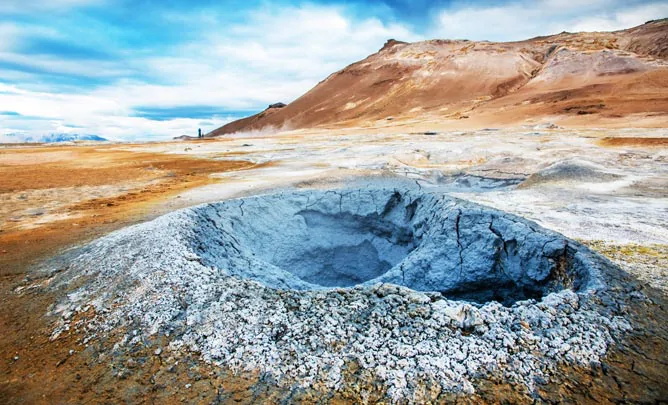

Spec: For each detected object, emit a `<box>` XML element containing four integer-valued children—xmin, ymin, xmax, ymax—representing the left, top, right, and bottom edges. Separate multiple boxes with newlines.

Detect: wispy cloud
<box><xmin>0</xmin><ymin>3</ymin><xmax>417</xmax><ymax>140</ymax></box>
<box><xmin>0</xmin><ymin>0</ymin><xmax>103</xmax><ymax>13</ymax></box>
<box><xmin>131</xmin><ymin>106</ymin><xmax>258</xmax><ymax>122</ymax></box>
<box><xmin>0</xmin><ymin>1</ymin><xmax>664</xmax><ymax>141</ymax></box>
<box><xmin>434</xmin><ymin>0</ymin><xmax>668</xmax><ymax>41</ymax></box>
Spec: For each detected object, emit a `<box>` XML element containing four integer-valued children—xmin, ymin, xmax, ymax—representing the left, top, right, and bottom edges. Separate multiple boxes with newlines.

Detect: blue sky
<box><xmin>0</xmin><ymin>0</ymin><xmax>666</xmax><ymax>141</ymax></box>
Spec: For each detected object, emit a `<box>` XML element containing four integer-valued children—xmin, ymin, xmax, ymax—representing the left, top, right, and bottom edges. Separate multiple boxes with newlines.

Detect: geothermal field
<box><xmin>1</xmin><ymin>17</ymin><xmax>668</xmax><ymax>405</ymax></box>
<box><xmin>2</xmin><ymin>127</ymin><xmax>667</xmax><ymax>403</ymax></box>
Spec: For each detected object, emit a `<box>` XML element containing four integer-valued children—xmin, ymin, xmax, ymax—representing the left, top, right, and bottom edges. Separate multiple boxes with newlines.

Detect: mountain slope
<box><xmin>209</xmin><ymin>19</ymin><xmax>668</xmax><ymax>136</ymax></box>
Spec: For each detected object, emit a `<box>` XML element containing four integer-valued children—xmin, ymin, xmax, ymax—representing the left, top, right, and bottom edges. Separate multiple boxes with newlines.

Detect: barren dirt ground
<box><xmin>1</xmin><ymin>126</ymin><xmax>667</xmax><ymax>403</ymax></box>
<box><xmin>0</xmin><ymin>142</ymin><xmax>265</xmax><ymax>275</ymax></box>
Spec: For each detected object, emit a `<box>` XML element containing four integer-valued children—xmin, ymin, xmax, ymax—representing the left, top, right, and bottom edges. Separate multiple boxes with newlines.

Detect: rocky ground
<box><xmin>1</xmin><ymin>127</ymin><xmax>667</xmax><ymax>403</ymax></box>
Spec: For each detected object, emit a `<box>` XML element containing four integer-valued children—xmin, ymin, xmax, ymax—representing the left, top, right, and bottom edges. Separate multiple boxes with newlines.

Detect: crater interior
<box><xmin>190</xmin><ymin>189</ymin><xmax>592</xmax><ymax>305</ymax></box>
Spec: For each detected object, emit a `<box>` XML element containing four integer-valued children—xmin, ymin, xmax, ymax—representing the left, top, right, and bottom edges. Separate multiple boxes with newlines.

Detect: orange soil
<box><xmin>598</xmin><ymin>137</ymin><xmax>668</xmax><ymax>147</ymax></box>
<box><xmin>0</xmin><ymin>142</ymin><xmax>277</xmax><ymax>404</ymax></box>
<box><xmin>0</xmin><ymin>144</ymin><xmax>261</xmax><ymax>276</ymax></box>
<box><xmin>0</xmin><ymin>285</ymin><xmax>266</xmax><ymax>404</ymax></box>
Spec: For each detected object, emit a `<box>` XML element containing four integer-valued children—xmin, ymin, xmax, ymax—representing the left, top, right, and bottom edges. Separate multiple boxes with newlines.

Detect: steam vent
<box><xmin>50</xmin><ymin>189</ymin><xmax>642</xmax><ymax>401</ymax></box>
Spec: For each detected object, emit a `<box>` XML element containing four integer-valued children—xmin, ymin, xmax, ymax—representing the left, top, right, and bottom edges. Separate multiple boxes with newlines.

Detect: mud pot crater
<box><xmin>44</xmin><ymin>188</ymin><xmax>634</xmax><ymax>401</ymax></box>
<box><xmin>191</xmin><ymin>189</ymin><xmax>592</xmax><ymax>306</ymax></box>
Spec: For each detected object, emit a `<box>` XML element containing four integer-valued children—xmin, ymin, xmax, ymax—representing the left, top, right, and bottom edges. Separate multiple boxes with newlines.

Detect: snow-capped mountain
<box><xmin>0</xmin><ymin>133</ymin><xmax>108</xmax><ymax>143</ymax></box>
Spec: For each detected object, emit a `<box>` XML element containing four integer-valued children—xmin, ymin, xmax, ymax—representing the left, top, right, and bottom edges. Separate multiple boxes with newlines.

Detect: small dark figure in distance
<box><xmin>198</xmin><ymin>128</ymin><xmax>202</xmax><ymax>138</ymax></box>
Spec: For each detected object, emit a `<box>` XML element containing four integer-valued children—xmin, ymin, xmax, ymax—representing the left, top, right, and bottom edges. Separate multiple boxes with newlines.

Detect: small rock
<box><xmin>533</xmin><ymin>122</ymin><xmax>561</xmax><ymax>130</ymax></box>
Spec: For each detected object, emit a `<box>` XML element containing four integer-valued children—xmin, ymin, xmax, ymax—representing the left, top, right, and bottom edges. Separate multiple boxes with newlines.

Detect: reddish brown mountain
<box><xmin>208</xmin><ymin>19</ymin><xmax>668</xmax><ymax>136</ymax></box>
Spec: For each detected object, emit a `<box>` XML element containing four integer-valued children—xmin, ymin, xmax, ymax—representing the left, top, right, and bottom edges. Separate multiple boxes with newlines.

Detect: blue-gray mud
<box><xmin>46</xmin><ymin>188</ymin><xmax>640</xmax><ymax>401</ymax></box>
<box><xmin>197</xmin><ymin>189</ymin><xmax>594</xmax><ymax>306</ymax></box>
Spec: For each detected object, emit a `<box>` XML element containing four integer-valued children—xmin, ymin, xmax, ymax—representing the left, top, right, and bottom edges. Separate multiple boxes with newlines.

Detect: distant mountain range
<box><xmin>0</xmin><ymin>133</ymin><xmax>108</xmax><ymax>143</ymax></box>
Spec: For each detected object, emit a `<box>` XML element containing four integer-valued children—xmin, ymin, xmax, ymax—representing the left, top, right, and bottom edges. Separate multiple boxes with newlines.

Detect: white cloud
<box><xmin>0</xmin><ymin>23</ymin><xmax>23</xmax><ymax>52</ymax></box>
<box><xmin>434</xmin><ymin>1</ymin><xmax>668</xmax><ymax>41</ymax></box>
<box><xmin>569</xmin><ymin>3</ymin><xmax>668</xmax><ymax>32</ymax></box>
<box><xmin>0</xmin><ymin>51</ymin><xmax>137</xmax><ymax>79</ymax></box>
<box><xmin>0</xmin><ymin>22</ymin><xmax>62</xmax><ymax>53</ymax></box>
<box><xmin>4</xmin><ymin>2</ymin><xmax>663</xmax><ymax>141</ymax></box>
<box><xmin>216</xmin><ymin>7</ymin><xmax>417</xmax><ymax>78</ymax></box>
<box><xmin>0</xmin><ymin>84</ymin><xmax>235</xmax><ymax>141</ymax></box>
<box><xmin>0</xmin><ymin>0</ymin><xmax>102</xmax><ymax>13</ymax></box>
<box><xmin>1</xmin><ymin>4</ymin><xmax>418</xmax><ymax>141</ymax></box>
<box><xmin>128</xmin><ymin>4</ymin><xmax>419</xmax><ymax>108</ymax></box>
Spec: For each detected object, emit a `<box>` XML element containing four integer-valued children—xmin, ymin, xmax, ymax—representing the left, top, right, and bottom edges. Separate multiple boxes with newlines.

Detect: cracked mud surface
<box><xmin>2</xmin><ymin>128</ymin><xmax>667</xmax><ymax>404</ymax></box>
<box><xmin>24</xmin><ymin>188</ymin><xmax>665</xmax><ymax>403</ymax></box>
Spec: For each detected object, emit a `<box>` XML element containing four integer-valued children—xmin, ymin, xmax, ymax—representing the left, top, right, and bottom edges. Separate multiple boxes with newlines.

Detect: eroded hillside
<box><xmin>209</xmin><ymin>19</ymin><xmax>668</xmax><ymax>136</ymax></box>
